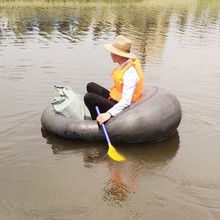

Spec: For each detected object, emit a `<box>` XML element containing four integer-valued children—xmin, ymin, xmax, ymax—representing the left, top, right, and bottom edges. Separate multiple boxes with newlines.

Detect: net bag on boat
<box><xmin>51</xmin><ymin>85</ymin><xmax>91</xmax><ymax>120</ymax></box>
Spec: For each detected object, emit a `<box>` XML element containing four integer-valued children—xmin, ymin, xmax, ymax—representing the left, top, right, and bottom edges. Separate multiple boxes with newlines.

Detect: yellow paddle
<box><xmin>95</xmin><ymin>106</ymin><xmax>125</xmax><ymax>162</ymax></box>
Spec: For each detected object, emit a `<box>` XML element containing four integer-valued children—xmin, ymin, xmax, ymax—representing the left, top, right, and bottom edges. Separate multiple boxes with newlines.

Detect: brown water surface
<box><xmin>0</xmin><ymin>1</ymin><xmax>220</xmax><ymax>219</ymax></box>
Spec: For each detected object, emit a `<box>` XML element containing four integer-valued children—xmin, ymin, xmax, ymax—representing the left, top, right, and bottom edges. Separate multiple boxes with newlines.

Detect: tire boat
<box><xmin>41</xmin><ymin>86</ymin><xmax>182</xmax><ymax>143</ymax></box>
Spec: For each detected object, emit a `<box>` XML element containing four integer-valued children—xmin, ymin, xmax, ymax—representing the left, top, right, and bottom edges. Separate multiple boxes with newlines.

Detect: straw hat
<box><xmin>104</xmin><ymin>35</ymin><xmax>136</xmax><ymax>59</ymax></box>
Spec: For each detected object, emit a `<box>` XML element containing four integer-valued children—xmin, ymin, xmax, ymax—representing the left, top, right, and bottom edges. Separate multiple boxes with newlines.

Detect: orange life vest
<box><xmin>109</xmin><ymin>58</ymin><xmax>143</xmax><ymax>102</ymax></box>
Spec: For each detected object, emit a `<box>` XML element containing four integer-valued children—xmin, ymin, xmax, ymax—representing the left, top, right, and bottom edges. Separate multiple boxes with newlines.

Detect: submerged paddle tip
<box><xmin>108</xmin><ymin>144</ymin><xmax>125</xmax><ymax>162</ymax></box>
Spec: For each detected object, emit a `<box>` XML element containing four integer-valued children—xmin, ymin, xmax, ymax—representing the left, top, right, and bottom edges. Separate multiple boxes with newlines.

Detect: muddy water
<box><xmin>0</xmin><ymin>1</ymin><xmax>220</xmax><ymax>219</ymax></box>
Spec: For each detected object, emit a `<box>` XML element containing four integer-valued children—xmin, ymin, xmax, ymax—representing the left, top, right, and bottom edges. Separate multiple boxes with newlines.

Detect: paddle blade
<box><xmin>108</xmin><ymin>144</ymin><xmax>125</xmax><ymax>162</ymax></box>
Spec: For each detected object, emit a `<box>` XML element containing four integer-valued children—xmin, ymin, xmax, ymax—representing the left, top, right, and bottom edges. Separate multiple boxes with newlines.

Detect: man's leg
<box><xmin>84</xmin><ymin>93</ymin><xmax>115</xmax><ymax>120</ymax></box>
<box><xmin>86</xmin><ymin>82</ymin><xmax>110</xmax><ymax>99</ymax></box>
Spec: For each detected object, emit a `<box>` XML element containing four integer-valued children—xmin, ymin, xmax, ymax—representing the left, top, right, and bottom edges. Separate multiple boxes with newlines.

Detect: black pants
<box><xmin>84</xmin><ymin>82</ymin><xmax>117</xmax><ymax>120</ymax></box>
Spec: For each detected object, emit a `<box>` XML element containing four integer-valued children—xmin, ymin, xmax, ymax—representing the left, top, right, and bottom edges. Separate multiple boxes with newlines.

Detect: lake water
<box><xmin>0</xmin><ymin>1</ymin><xmax>220</xmax><ymax>219</ymax></box>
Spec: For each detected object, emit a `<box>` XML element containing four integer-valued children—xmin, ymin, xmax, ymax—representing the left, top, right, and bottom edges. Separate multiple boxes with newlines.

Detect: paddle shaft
<box><xmin>95</xmin><ymin>106</ymin><xmax>111</xmax><ymax>145</ymax></box>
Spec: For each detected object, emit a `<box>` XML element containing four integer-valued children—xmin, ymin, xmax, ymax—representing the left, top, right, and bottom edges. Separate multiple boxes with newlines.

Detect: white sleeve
<box><xmin>107</xmin><ymin>66</ymin><xmax>139</xmax><ymax>116</ymax></box>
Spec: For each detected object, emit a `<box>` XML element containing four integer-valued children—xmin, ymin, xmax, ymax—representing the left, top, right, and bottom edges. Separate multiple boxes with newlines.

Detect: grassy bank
<box><xmin>0</xmin><ymin>0</ymin><xmax>141</xmax><ymax>8</ymax></box>
<box><xmin>0</xmin><ymin>0</ymin><xmax>219</xmax><ymax>9</ymax></box>
<box><xmin>0</xmin><ymin>0</ymin><xmax>208</xmax><ymax>8</ymax></box>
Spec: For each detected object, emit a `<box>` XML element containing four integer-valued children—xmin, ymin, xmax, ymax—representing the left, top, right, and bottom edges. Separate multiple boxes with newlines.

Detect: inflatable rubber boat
<box><xmin>41</xmin><ymin>86</ymin><xmax>182</xmax><ymax>143</ymax></box>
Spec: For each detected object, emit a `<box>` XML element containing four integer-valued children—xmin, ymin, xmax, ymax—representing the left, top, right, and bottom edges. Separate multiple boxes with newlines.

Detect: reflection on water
<box><xmin>42</xmin><ymin>128</ymin><xmax>179</xmax><ymax>206</ymax></box>
<box><xmin>0</xmin><ymin>1</ymin><xmax>220</xmax><ymax>219</ymax></box>
<box><xmin>1</xmin><ymin>2</ymin><xmax>220</xmax><ymax>66</ymax></box>
<box><xmin>41</xmin><ymin>128</ymin><xmax>108</xmax><ymax>165</ymax></box>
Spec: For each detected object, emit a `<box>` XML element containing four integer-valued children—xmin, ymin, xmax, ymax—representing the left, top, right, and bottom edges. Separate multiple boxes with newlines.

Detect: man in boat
<box><xmin>84</xmin><ymin>35</ymin><xmax>143</xmax><ymax>125</ymax></box>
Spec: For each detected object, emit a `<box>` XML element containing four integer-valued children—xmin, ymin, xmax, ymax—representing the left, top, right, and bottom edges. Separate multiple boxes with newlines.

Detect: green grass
<box><xmin>0</xmin><ymin>0</ymin><xmax>219</xmax><ymax>8</ymax></box>
<box><xmin>0</xmin><ymin>0</ymin><xmax>142</xmax><ymax>9</ymax></box>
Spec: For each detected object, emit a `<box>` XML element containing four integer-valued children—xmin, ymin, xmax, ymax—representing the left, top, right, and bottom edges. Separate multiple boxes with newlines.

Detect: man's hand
<box><xmin>96</xmin><ymin>112</ymin><xmax>112</xmax><ymax>125</ymax></box>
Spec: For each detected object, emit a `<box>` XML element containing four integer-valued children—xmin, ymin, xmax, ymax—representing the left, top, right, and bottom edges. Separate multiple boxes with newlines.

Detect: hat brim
<box><xmin>104</xmin><ymin>43</ymin><xmax>136</xmax><ymax>59</ymax></box>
